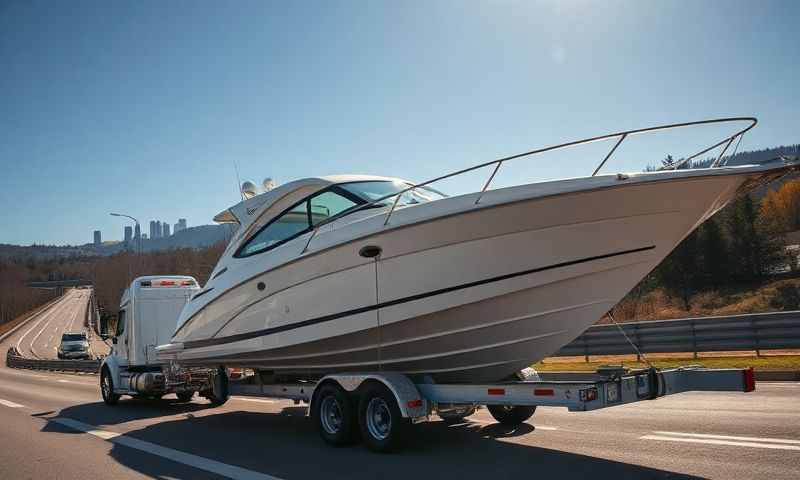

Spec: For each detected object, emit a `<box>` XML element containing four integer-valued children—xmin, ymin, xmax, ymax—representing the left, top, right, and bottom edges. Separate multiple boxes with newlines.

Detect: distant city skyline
<box><xmin>96</xmin><ymin>217</ymin><xmax>191</xmax><ymax>246</ymax></box>
<box><xmin>2</xmin><ymin>1</ymin><xmax>799</xmax><ymax>245</ymax></box>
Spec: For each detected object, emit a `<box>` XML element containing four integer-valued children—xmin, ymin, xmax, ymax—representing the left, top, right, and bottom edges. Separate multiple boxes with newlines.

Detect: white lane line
<box><xmin>653</xmin><ymin>431</ymin><xmax>800</xmax><ymax>445</ymax></box>
<box><xmin>51</xmin><ymin>417</ymin><xmax>282</xmax><ymax>480</ymax></box>
<box><xmin>232</xmin><ymin>397</ymin><xmax>276</xmax><ymax>404</ymax></box>
<box><xmin>0</xmin><ymin>398</ymin><xmax>25</xmax><ymax>408</ymax></box>
<box><xmin>641</xmin><ymin>434</ymin><xmax>800</xmax><ymax>451</ymax></box>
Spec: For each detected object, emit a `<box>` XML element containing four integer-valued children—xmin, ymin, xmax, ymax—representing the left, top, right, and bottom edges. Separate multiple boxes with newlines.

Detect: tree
<box><xmin>656</xmin><ymin>229</ymin><xmax>701</xmax><ymax>310</ymax></box>
<box><xmin>699</xmin><ymin>217</ymin><xmax>728</xmax><ymax>289</ymax></box>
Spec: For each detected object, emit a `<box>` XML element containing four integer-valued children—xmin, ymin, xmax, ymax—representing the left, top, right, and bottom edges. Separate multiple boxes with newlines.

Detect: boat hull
<box><xmin>167</xmin><ymin>165</ymin><xmax>788</xmax><ymax>382</ymax></box>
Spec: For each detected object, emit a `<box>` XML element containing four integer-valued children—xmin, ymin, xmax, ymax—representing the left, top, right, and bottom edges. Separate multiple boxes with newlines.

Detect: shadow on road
<box><xmin>41</xmin><ymin>401</ymin><xmax>701</xmax><ymax>480</ymax></box>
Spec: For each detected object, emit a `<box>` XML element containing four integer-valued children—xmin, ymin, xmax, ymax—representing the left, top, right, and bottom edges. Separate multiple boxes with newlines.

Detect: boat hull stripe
<box><xmin>182</xmin><ymin>245</ymin><xmax>655</xmax><ymax>350</ymax></box>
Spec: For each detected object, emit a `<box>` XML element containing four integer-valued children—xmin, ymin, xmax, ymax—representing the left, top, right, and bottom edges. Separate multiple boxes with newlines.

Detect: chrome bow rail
<box><xmin>303</xmin><ymin>117</ymin><xmax>756</xmax><ymax>250</ymax></box>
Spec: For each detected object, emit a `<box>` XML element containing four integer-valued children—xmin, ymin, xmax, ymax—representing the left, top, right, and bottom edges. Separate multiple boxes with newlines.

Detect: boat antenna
<box><xmin>233</xmin><ymin>160</ymin><xmax>245</xmax><ymax>201</ymax></box>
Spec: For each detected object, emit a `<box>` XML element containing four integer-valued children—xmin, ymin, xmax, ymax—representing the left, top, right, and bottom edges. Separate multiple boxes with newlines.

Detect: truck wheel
<box><xmin>487</xmin><ymin>405</ymin><xmax>536</xmax><ymax>426</ymax></box>
<box><xmin>358</xmin><ymin>383</ymin><xmax>410</xmax><ymax>453</ymax></box>
<box><xmin>312</xmin><ymin>383</ymin><xmax>359</xmax><ymax>446</ymax></box>
<box><xmin>100</xmin><ymin>367</ymin><xmax>120</xmax><ymax>406</ymax></box>
<box><xmin>176</xmin><ymin>391</ymin><xmax>194</xmax><ymax>403</ymax></box>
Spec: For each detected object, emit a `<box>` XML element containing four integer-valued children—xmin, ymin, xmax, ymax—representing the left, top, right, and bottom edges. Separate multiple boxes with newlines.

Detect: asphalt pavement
<box><xmin>0</xmin><ymin>296</ymin><xmax>798</xmax><ymax>480</ymax></box>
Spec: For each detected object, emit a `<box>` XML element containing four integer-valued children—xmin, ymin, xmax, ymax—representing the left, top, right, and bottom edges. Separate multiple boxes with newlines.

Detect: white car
<box><xmin>57</xmin><ymin>332</ymin><xmax>91</xmax><ymax>360</ymax></box>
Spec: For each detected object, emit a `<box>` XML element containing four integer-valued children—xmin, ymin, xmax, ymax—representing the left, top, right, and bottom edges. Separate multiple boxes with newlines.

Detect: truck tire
<box><xmin>357</xmin><ymin>383</ymin><xmax>411</xmax><ymax>453</ymax></box>
<box><xmin>311</xmin><ymin>383</ymin><xmax>359</xmax><ymax>446</ymax></box>
<box><xmin>100</xmin><ymin>367</ymin><xmax>120</xmax><ymax>406</ymax></box>
<box><xmin>486</xmin><ymin>405</ymin><xmax>536</xmax><ymax>426</ymax></box>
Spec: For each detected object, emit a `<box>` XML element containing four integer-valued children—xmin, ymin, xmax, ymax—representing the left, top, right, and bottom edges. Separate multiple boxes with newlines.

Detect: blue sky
<box><xmin>1</xmin><ymin>0</ymin><xmax>798</xmax><ymax>245</ymax></box>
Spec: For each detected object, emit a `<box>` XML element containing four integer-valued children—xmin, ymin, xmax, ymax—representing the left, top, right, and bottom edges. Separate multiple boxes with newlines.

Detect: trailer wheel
<box><xmin>100</xmin><ymin>367</ymin><xmax>120</xmax><ymax>406</ymax></box>
<box><xmin>358</xmin><ymin>383</ymin><xmax>410</xmax><ymax>453</ymax></box>
<box><xmin>311</xmin><ymin>383</ymin><xmax>359</xmax><ymax>446</ymax></box>
<box><xmin>487</xmin><ymin>405</ymin><xmax>536</xmax><ymax>426</ymax></box>
<box><xmin>176</xmin><ymin>391</ymin><xmax>194</xmax><ymax>403</ymax></box>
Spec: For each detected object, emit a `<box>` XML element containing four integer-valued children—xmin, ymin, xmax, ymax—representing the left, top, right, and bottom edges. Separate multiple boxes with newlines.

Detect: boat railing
<box><xmin>302</xmin><ymin>117</ymin><xmax>756</xmax><ymax>250</ymax></box>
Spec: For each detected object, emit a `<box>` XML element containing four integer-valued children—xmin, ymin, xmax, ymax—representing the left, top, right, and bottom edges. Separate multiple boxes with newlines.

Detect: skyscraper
<box><xmin>156</xmin><ymin>221</ymin><xmax>163</xmax><ymax>239</ymax></box>
<box><xmin>163</xmin><ymin>222</ymin><xmax>171</xmax><ymax>237</ymax></box>
<box><xmin>93</xmin><ymin>230</ymin><xmax>101</xmax><ymax>245</ymax></box>
<box><xmin>178</xmin><ymin>218</ymin><xmax>187</xmax><ymax>232</ymax></box>
<box><xmin>173</xmin><ymin>222</ymin><xmax>180</xmax><ymax>234</ymax></box>
<box><xmin>149</xmin><ymin>220</ymin><xmax>157</xmax><ymax>239</ymax></box>
<box><xmin>134</xmin><ymin>223</ymin><xmax>141</xmax><ymax>241</ymax></box>
<box><xmin>124</xmin><ymin>226</ymin><xmax>132</xmax><ymax>244</ymax></box>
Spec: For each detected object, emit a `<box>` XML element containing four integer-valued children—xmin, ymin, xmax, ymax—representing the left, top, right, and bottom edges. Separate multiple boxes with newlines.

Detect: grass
<box><xmin>534</xmin><ymin>353</ymin><xmax>800</xmax><ymax>371</ymax></box>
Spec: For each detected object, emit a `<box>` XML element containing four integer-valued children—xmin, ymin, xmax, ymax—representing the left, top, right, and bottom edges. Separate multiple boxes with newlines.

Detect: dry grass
<box><xmin>535</xmin><ymin>352</ymin><xmax>800</xmax><ymax>371</ymax></box>
<box><xmin>602</xmin><ymin>276</ymin><xmax>800</xmax><ymax>323</ymax></box>
<box><xmin>0</xmin><ymin>300</ymin><xmax>56</xmax><ymax>337</ymax></box>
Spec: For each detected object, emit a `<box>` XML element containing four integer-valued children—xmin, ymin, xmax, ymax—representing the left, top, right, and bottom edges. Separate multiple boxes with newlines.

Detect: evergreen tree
<box><xmin>656</xmin><ymin>229</ymin><xmax>701</xmax><ymax>310</ymax></box>
<box><xmin>699</xmin><ymin>217</ymin><xmax>728</xmax><ymax>288</ymax></box>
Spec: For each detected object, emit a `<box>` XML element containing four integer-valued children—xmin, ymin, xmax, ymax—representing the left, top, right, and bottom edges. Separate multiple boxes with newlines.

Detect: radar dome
<box><xmin>263</xmin><ymin>178</ymin><xmax>275</xmax><ymax>191</ymax></box>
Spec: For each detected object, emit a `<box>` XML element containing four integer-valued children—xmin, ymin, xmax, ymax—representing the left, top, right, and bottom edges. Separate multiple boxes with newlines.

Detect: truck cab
<box><xmin>101</xmin><ymin>276</ymin><xmax>223</xmax><ymax>404</ymax></box>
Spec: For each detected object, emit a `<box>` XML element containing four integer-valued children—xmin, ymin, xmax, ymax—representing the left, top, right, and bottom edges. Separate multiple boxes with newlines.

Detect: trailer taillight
<box><xmin>744</xmin><ymin>367</ymin><xmax>755</xmax><ymax>392</ymax></box>
<box><xmin>534</xmin><ymin>388</ymin><xmax>554</xmax><ymax>396</ymax></box>
<box><xmin>159</xmin><ymin>280</ymin><xmax>176</xmax><ymax>286</ymax></box>
<box><xmin>181</xmin><ymin>280</ymin><xmax>195</xmax><ymax>286</ymax></box>
<box><xmin>407</xmin><ymin>399</ymin><xmax>422</xmax><ymax>408</ymax></box>
<box><xmin>487</xmin><ymin>388</ymin><xmax>505</xmax><ymax>396</ymax></box>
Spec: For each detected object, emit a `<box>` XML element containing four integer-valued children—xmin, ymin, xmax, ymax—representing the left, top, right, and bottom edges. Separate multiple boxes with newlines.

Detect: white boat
<box><xmin>159</xmin><ymin>118</ymin><xmax>795</xmax><ymax>382</ymax></box>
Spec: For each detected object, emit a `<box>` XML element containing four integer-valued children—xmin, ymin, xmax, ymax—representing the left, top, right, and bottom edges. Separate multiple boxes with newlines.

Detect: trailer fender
<box><xmin>312</xmin><ymin>373</ymin><xmax>427</xmax><ymax>419</ymax></box>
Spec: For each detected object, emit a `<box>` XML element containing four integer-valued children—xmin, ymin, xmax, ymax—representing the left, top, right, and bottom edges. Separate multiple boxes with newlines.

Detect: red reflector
<box><xmin>744</xmin><ymin>367</ymin><xmax>756</xmax><ymax>392</ymax></box>
<box><xmin>534</xmin><ymin>388</ymin><xmax>554</xmax><ymax>396</ymax></box>
<box><xmin>407</xmin><ymin>399</ymin><xmax>422</xmax><ymax>408</ymax></box>
<box><xmin>487</xmin><ymin>388</ymin><xmax>505</xmax><ymax>396</ymax></box>
<box><xmin>159</xmin><ymin>280</ymin><xmax>176</xmax><ymax>286</ymax></box>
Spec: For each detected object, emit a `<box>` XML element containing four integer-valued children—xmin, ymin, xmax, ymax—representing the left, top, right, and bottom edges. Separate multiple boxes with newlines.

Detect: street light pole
<box><xmin>110</xmin><ymin>212</ymin><xmax>141</xmax><ymax>281</ymax></box>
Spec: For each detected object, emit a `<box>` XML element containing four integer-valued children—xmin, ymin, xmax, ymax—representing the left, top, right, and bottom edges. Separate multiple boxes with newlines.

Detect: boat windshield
<box><xmin>339</xmin><ymin>180</ymin><xmax>447</xmax><ymax>208</ymax></box>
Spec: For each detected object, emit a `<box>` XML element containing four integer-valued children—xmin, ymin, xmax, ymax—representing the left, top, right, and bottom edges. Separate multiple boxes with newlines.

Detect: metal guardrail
<box><xmin>555</xmin><ymin>311</ymin><xmax>800</xmax><ymax>359</ymax></box>
<box><xmin>6</xmin><ymin>347</ymin><xmax>100</xmax><ymax>373</ymax></box>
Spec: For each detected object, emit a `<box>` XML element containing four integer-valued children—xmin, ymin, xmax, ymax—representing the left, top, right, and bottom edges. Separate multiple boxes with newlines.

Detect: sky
<box><xmin>1</xmin><ymin>0</ymin><xmax>798</xmax><ymax>245</ymax></box>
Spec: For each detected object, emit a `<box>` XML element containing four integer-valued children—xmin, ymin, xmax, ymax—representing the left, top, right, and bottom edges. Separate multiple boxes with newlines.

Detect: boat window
<box><xmin>239</xmin><ymin>203</ymin><xmax>310</xmax><ymax>256</ymax></box>
<box><xmin>339</xmin><ymin>181</ymin><xmax>447</xmax><ymax>207</ymax></box>
<box><xmin>309</xmin><ymin>191</ymin><xmax>359</xmax><ymax>226</ymax></box>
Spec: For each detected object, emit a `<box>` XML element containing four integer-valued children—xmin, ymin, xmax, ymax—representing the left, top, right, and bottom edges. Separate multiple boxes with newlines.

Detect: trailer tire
<box><xmin>487</xmin><ymin>405</ymin><xmax>536</xmax><ymax>426</ymax></box>
<box><xmin>358</xmin><ymin>383</ymin><xmax>410</xmax><ymax>453</ymax></box>
<box><xmin>100</xmin><ymin>367</ymin><xmax>120</xmax><ymax>406</ymax></box>
<box><xmin>311</xmin><ymin>383</ymin><xmax>359</xmax><ymax>446</ymax></box>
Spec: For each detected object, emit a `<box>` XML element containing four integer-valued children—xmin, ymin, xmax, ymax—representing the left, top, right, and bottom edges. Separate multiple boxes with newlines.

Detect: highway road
<box><xmin>12</xmin><ymin>288</ymin><xmax>108</xmax><ymax>360</ymax></box>
<box><xmin>0</xmin><ymin>300</ymin><xmax>798</xmax><ymax>479</ymax></box>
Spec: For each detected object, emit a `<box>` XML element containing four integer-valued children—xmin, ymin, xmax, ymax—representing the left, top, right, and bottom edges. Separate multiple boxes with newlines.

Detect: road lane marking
<box><xmin>641</xmin><ymin>434</ymin><xmax>800</xmax><ymax>451</ymax></box>
<box><xmin>0</xmin><ymin>398</ymin><xmax>25</xmax><ymax>408</ymax></box>
<box><xmin>50</xmin><ymin>417</ymin><xmax>282</xmax><ymax>480</ymax></box>
<box><xmin>232</xmin><ymin>397</ymin><xmax>276</xmax><ymax>404</ymax></box>
<box><xmin>652</xmin><ymin>431</ymin><xmax>800</xmax><ymax>445</ymax></box>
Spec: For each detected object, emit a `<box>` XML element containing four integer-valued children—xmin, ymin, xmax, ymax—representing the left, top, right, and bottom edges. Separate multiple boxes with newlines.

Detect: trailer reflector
<box><xmin>534</xmin><ymin>388</ymin><xmax>554</xmax><ymax>396</ymax></box>
<box><xmin>487</xmin><ymin>388</ymin><xmax>505</xmax><ymax>396</ymax></box>
<box><xmin>407</xmin><ymin>399</ymin><xmax>422</xmax><ymax>408</ymax></box>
